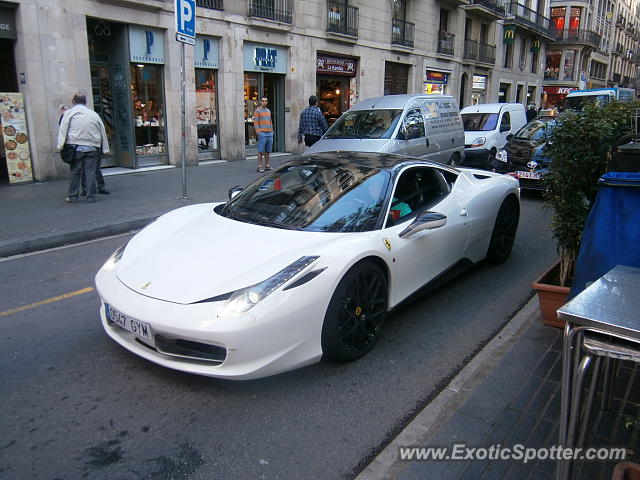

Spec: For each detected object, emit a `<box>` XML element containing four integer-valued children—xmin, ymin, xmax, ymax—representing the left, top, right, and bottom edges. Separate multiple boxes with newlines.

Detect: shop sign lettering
<box><xmin>316</xmin><ymin>56</ymin><xmax>356</xmax><ymax>76</ymax></box>
<box><xmin>255</xmin><ymin>48</ymin><xmax>277</xmax><ymax>70</ymax></box>
<box><xmin>543</xmin><ymin>87</ymin><xmax>577</xmax><ymax>95</ymax></box>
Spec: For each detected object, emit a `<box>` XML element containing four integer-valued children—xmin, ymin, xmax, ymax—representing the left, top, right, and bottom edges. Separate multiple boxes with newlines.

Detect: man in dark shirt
<box><xmin>297</xmin><ymin>95</ymin><xmax>329</xmax><ymax>147</ymax></box>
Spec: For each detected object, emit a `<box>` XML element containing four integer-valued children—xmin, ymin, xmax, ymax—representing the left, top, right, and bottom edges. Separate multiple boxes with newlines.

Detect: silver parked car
<box><xmin>305</xmin><ymin>94</ymin><xmax>466</xmax><ymax>166</ymax></box>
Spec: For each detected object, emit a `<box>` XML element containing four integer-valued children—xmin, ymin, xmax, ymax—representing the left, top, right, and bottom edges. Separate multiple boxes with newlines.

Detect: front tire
<box><xmin>322</xmin><ymin>261</ymin><xmax>388</xmax><ymax>362</ymax></box>
<box><xmin>448</xmin><ymin>153</ymin><xmax>462</xmax><ymax>167</ymax></box>
<box><xmin>486</xmin><ymin>196</ymin><xmax>519</xmax><ymax>264</ymax></box>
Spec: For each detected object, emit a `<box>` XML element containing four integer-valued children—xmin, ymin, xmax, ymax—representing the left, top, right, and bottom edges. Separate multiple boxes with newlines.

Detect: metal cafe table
<box><xmin>556</xmin><ymin>265</ymin><xmax>640</xmax><ymax>479</ymax></box>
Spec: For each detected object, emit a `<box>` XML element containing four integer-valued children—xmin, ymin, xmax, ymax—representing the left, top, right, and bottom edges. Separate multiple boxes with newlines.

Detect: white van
<box><xmin>305</xmin><ymin>94</ymin><xmax>465</xmax><ymax>166</ymax></box>
<box><xmin>460</xmin><ymin>103</ymin><xmax>527</xmax><ymax>168</ymax></box>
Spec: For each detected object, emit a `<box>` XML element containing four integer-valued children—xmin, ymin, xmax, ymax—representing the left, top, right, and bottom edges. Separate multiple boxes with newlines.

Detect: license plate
<box><xmin>105</xmin><ymin>304</ymin><xmax>152</xmax><ymax>341</ymax></box>
<box><xmin>516</xmin><ymin>170</ymin><xmax>541</xmax><ymax>180</ymax></box>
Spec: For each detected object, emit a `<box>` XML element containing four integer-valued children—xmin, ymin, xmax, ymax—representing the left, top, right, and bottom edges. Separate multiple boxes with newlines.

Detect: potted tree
<box><xmin>533</xmin><ymin>101</ymin><xmax>639</xmax><ymax>327</ymax></box>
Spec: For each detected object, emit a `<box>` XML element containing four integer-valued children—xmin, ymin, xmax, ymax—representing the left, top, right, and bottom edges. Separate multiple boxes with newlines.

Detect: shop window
<box><xmin>195</xmin><ymin>69</ymin><xmax>218</xmax><ymax>152</ymax></box>
<box><xmin>244</xmin><ymin>73</ymin><xmax>259</xmax><ymax>147</ymax></box>
<box><xmin>562</xmin><ymin>50</ymin><xmax>576</xmax><ymax>81</ymax></box>
<box><xmin>130</xmin><ymin>64</ymin><xmax>166</xmax><ymax>156</ymax></box>
<box><xmin>544</xmin><ymin>51</ymin><xmax>561</xmax><ymax>79</ymax></box>
<box><xmin>317</xmin><ymin>78</ymin><xmax>350</xmax><ymax>127</ymax></box>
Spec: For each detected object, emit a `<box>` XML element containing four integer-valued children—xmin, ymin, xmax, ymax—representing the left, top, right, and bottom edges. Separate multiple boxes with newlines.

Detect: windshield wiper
<box><xmin>249</xmin><ymin>219</ymin><xmax>303</xmax><ymax>230</ymax></box>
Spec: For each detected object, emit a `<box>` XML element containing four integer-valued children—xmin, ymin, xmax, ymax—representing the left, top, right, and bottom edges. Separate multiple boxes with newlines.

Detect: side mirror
<box><xmin>399</xmin><ymin>211</ymin><xmax>447</xmax><ymax>239</ymax></box>
<box><xmin>406</xmin><ymin>125</ymin><xmax>423</xmax><ymax>140</ymax></box>
<box><xmin>500</xmin><ymin>124</ymin><xmax>511</xmax><ymax>133</ymax></box>
<box><xmin>228</xmin><ymin>185</ymin><xmax>244</xmax><ymax>200</ymax></box>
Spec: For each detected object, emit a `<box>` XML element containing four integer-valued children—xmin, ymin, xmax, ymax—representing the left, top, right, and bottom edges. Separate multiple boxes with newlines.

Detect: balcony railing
<box><xmin>552</xmin><ymin>28</ymin><xmax>601</xmax><ymax>48</ymax></box>
<box><xmin>479</xmin><ymin>42</ymin><xmax>496</xmax><ymax>63</ymax></box>
<box><xmin>469</xmin><ymin>0</ymin><xmax>505</xmax><ymax>15</ymax></box>
<box><xmin>463</xmin><ymin>39</ymin><xmax>478</xmax><ymax>60</ymax></box>
<box><xmin>438</xmin><ymin>31</ymin><xmax>455</xmax><ymax>55</ymax></box>
<box><xmin>504</xmin><ymin>2</ymin><xmax>552</xmax><ymax>37</ymax></box>
<box><xmin>326</xmin><ymin>1</ymin><xmax>358</xmax><ymax>37</ymax></box>
<box><xmin>248</xmin><ymin>0</ymin><xmax>292</xmax><ymax>23</ymax></box>
<box><xmin>196</xmin><ymin>0</ymin><xmax>223</xmax><ymax>9</ymax></box>
<box><xmin>392</xmin><ymin>18</ymin><xmax>415</xmax><ymax>48</ymax></box>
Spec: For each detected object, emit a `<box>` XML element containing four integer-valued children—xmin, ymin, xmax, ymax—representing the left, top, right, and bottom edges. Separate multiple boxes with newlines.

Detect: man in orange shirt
<box><xmin>254</xmin><ymin>96</ymin><xmax>273</xmax><ymax>173</ymax></box>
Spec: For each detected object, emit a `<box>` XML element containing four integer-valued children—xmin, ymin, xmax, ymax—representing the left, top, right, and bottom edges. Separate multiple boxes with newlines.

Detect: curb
<box><xmin>356</xmin><ymin>296</ymin><xmax>541</xmax><ymax>480</ymax></box>
<box><xmin>0</xmin><ymin>217</ymin><xmax>155</xmax><ymax>258</ymax></box>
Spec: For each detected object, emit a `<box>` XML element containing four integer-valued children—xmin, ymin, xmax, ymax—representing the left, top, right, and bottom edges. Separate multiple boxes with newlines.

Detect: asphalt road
<box><xmin>0</xmin><ymin>192</ymin><xmax>557</xmax><ymax>480</ymax></box>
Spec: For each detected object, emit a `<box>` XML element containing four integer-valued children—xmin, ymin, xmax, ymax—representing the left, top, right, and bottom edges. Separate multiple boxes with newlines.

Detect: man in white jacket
<box><xmin>57</xmin><ymin>92</ymin><xmax>109</xmax><ymax>203</ymax></box>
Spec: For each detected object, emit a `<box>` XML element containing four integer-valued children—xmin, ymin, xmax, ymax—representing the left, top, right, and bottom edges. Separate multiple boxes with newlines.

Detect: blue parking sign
<box><xmin>175</xmin><ymin>0</ymin><xmax>195</xmax><ymax>38</ymax></box>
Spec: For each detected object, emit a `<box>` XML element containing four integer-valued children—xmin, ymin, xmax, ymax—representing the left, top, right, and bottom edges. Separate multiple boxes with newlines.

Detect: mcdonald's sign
<box><xmin>503</xmin><ymin>25</ymin><xmax>516</xmax><ymax>44</ymax></box>
<box><xmin>530</xmin><ymin>39</ymin><xmax>541</xmax><ymax>52</ymax></box>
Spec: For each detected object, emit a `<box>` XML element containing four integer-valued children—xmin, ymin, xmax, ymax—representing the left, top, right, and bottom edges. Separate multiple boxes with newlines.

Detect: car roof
<box><xmin>291</xmin><ymin>151</ymin><xmax>457</xmax><ymax>174</ymax></box>
<box><xmin>460</xmin><ymin>103</ymin><xmax>524</xmax><ymax>114</ymax></box>
<box><xmin>349</xmin><ymin>94</ymin><xmax>455</xmax><ymax>110</ymax></box>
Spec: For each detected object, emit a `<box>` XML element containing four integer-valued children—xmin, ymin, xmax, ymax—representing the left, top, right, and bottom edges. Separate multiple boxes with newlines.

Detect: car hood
<box><xmin>463</xmin><ymin>131</ymin><xmax>492</xmax><ymax>146</ymax></box>
<box><xmin>304</xmin><ymin>138</ymin><xmax>389</xmax><ymax>155</ymax></box>
<box><xmin>116</xmin><ymin>204</ymin><xmax>337</xmax><ymax>304</ymax></box>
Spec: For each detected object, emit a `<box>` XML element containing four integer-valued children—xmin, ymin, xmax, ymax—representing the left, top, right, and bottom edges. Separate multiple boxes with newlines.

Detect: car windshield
<box><xmin>323</xmin><ymin>109</ymin><xmax>403</xmax><ymax>139</ymax></box>
<box><xmin>515</xmin><ymin>120</ymin><xmax>556</xmax><ymax>141</ymax></box>
<box><xmin>461</xmin><ymin>113</ymin><xmax>499</xmax><ymax>132</ymax></box>
<box><xmin>220</xmin><ymin>162</ymin><xmax>391</xmax><ymax>232</ymax></box>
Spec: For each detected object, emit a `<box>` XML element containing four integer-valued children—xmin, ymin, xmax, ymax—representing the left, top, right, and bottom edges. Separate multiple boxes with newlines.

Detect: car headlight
<box><xmin>218</xmin><ymin>256</ymin><xmax>319</xmax><ymax>318</ymax></box>
<box><xmin>471</xmin><ymin>137</ymin><xmax>486</xmax><ymax>148</ymax></box>
<box><xmin>101</xmin><ymin>240</ymin><xmax>129</xmax><ymax>272</ymax></box>
<box><xmin>497</xmin><ymin>149</ymin><xmax>508</xmax><ymax>163</ymax></box>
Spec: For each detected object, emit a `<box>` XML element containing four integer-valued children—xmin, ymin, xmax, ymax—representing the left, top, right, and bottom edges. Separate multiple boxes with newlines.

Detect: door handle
<box><xmin>426</xmin><ymin>138</ymin><xmax>429</xmax><ymax>147</ymax></box>
<box><xmin>460</xmin><ymin>209</ymin><xmax>468</xmax><ymax>216</ymax></box>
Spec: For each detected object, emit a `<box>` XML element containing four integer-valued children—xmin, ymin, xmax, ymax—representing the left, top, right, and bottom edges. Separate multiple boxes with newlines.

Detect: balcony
<box><xmin>326</xmin><ymin>1</ymin><xmax>358</xmax><ymax>37</ymax></box>
<box><xmin>392</xmin><ymin>18</ymin><xmax>415</xmax><ymax>48</ymax></box>
<box><xmin>248</xmin><ymin>0</ymin><xmax>292</xmax><ymax>23</ymax></box>
<box><xmin>463</xmin><ymin>0</ymin><xmax>505</xmax><ymax>21</ymax></box>
<box><xmin>479</xmin><ymin>42</ymin><xmax>496</xmax><ymax>64</ymax></box>
<box><xmin>196</xmin><ymin>0</ymin><xmax>223</xmax><ymax>9</ymax></box>
<box><xmin>504</xmin><ymin>2</ymin><xmax>554</xmax><ymax>40</ymax></box>
<box><xmin>463</xmin><ymin>39</ymin><xmax>479</xmax><ymax>61</ymax></box>
<box><xmin>550</xmin><ymin>29</ymin><xmax>601</xmax><ymax>49</ymax></box>
<box><xmin>437</xmin><ymin>31</ymin><xmax>455</xmax><ymax>55</ymax></box>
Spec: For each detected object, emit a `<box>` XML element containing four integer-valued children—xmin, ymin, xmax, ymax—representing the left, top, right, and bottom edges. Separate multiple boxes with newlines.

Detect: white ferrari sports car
<box><xmin>96</xmin><ymin>152</ymin><xmax>520</xmax><ymax>380</ymax></box>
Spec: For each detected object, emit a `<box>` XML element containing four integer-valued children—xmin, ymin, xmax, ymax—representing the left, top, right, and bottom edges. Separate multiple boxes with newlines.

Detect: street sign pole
<box><xmin>180</xmin><ymin>40</ymin><xmax>187</xmax><ymax>199</ymax></box>
<box><xmin>175</xmin><ymin>0</ymin><xmax>195</xmax><ymax>199</ymax></box>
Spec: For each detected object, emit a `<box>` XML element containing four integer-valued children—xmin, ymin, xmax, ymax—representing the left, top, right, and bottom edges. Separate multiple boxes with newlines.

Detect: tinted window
<box><xmin>221</xmin><ymin>162</ymin><xmax>391</xmax><ymax>233</ymax></box>
<box><xmin>462</xmin><ymin>113</ymin><xmax>499</xmax><ymax>131</ymax></box>
<box><xmin>515</xmin><ymin>120</ymin><xmax>557</xmax><ymax>141</ymax></box>
<box><xmin>324</xmin><ymin>109</ymin><xmax>403</xmax><ymax>139</ymax></box>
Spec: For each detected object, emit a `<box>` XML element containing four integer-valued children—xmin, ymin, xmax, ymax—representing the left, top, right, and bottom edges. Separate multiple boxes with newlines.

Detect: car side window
<box><xmin>403</xmin><ymin>108</ymin><xmax>426</xmax><ymax>139</ymax></box>
<box><xmin>501</xmin><ymin>112</ymin><xmax>511</xmax><ymax>130</ymax></box>
<box><xmin>386</xmin><ymin>168</ymin><xmax>448</xmax><ymax>227</ymax></box>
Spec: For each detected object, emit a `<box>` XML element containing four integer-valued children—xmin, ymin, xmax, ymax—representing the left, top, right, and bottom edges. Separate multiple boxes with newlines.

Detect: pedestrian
<box><xmin>298</xmin><ymin>95</ymin><xmax>328</xmax><ymax>148</ymax></box>
<box><xmin>57</xmin><ymin>92</ymin><xmax>109</xmax><ymax>203</ymax></box>
<box><xmin>254</xmin><ymin>96</ymin><xmax>273</xmax><ymax>173</ymax></box>
<box><xmin>526</xmin><ymin>104</ymin><xmax>537</xmax><ymax>122</ymax></box>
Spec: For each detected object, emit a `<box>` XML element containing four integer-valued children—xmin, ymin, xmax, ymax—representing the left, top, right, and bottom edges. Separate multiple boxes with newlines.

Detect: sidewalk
<box><xmin>358</xmin><ymin>299</ymin><xmax>640</xmax><ymax>480</ymax></box>
<box><xmin>0</xmin><ymin>155</ymin><xmax>290</xmax><ymax>258</ymax></box>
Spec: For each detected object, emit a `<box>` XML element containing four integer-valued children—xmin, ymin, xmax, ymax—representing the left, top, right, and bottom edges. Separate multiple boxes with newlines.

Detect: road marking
<box><xmin>0</xmin><ymin>287</ymin><xmax>95</xmax><ymax>318</ymax></box>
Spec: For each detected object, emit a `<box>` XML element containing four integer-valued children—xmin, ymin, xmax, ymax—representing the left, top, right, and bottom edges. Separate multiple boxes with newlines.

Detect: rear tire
<box><xmin>486</xmin><ymin>196</ymin><xmax>519</xmax><ymax>264</ymax></box>
<box><xmin>321</xmin><ymin>261</ymin><xmax>388</xmax><ymax>362</ymax></box>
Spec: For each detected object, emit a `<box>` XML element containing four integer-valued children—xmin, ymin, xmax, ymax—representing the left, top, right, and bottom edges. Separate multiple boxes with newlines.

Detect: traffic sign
<box><xmin>175</xmin><ymin>0</ymin><xmax>195</xmax><ymax>39</ymax></box>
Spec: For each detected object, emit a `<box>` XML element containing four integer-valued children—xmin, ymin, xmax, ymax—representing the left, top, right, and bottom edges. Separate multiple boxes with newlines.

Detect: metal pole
<box><xmin>180</xmin><ymin>40</ymin><xmax>188</xmax><ymax>199</ymax></box>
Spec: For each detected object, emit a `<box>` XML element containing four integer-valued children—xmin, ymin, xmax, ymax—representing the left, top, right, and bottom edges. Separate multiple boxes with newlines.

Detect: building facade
<box><xmin>0</xmin><ymin>0</ymin><xmax>557</xmax><ymax>184</ymax></box>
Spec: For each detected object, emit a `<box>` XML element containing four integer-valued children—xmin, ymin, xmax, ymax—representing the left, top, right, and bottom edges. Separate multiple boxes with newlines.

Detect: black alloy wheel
<box><xmin>486</xmin><ymin>196</ymin><xmax>520</xmax><ymax>264</ymax></box>
<box><xmin>321</xmin><ymin>261</ymin><xmax>388</xmax><ymax>362</ymax></box>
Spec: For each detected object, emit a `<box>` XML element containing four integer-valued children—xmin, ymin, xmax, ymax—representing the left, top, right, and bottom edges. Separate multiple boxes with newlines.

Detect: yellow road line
<box><xmin>0</xmin><ymin>287</ymin><xmax>95</xmax><ymax>318</ymax></box>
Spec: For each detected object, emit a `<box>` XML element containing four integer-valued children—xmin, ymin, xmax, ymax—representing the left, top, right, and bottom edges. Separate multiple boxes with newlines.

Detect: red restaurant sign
<box><xmin>543</xmin><ymin>86</ymin><xmax>577</xmax><ymax>95</ymax></box>
<box><xmin>316</xmin><ymin>55</ymin><xmax>357</xmax><ymax>76</ymax></box>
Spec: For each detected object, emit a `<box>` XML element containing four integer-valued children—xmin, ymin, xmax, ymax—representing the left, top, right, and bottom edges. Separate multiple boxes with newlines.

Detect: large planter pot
<box><xmin>612</xmin><ymin>461</ymin><xmax>640</xmax><ymax>480</ymax></box>
<box><xmin>532</xmin><ymin>261</ymin><xmax>570</xmax><ymax>328</ymax></box>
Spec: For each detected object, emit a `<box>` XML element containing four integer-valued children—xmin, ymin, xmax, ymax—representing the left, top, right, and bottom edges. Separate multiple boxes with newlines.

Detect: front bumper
<box><xmin>95</xmin><ymin>267</ymin><xmax>328</xmax><ymax>380</ymax></box>
<box><xmin>462</xmin><ymin>148</ymin><xmax>491</xmax><ymax>168</ymax></box>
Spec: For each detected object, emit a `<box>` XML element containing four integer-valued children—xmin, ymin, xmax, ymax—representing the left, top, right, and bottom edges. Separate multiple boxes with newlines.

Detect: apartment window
<box><xmin>563</xmin><ymin>50</ymin><xmax>576</xmax><ymax>80</ymax></box>
<box><xmin>519</xmin><ymin>38</ymin><xmax>528</xmax><ymax>70</ymax></box>
<box><xmin>551</xmin><ymin>7</ymin><xmax>566</xmax><ymax>31</ymax></box>
<box><xmin>504</xmin><ymin>42</ymin><xmax>514</xmax><ymax>68</ymax></box>
<box><xmin>545</xmin><ymin>51</ymin><xmax>561</xmax><ymax>79</ymax></box>
<box><xmin>439</xmin><ymin>8</ymin><xmax>449</xmax><ymax>32</ymax></box>
<box><xmin>569</xmin><ymin>7</ymin><xmax>582</xmax><ymax>30</ymax></box>
<box><xmin>531</xmin><ymin>48</ymin><xmax>539</xmax><ymax>74</ymax></box>
<box><xmin>393</xmin><ymin>0</ymin><xmax>407</xmax><ymax>21</ymax></box>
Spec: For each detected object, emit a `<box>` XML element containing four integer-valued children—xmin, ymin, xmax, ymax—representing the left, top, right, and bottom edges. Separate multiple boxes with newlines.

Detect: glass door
<box><xmin>90</xmin><ymin>65</ymin><xmax>118</xmax><ymax>167</ymax></box>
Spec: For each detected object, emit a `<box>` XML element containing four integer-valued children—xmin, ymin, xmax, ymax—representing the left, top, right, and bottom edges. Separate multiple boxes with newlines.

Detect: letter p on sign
<box><xmin>175</xmin><ymin>0</ymin><xmax>195</xmax><ymax>38</ymax></box>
